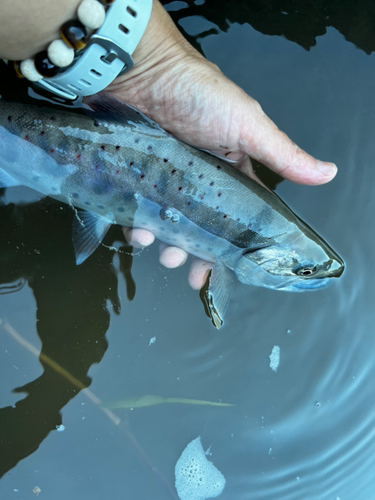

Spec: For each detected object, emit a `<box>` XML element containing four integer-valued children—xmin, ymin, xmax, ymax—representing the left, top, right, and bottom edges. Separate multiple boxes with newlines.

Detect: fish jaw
<box><xmin>275</xmin><ymin>277</ymin><xmax>332</xmax><ymax>292</ymax></box>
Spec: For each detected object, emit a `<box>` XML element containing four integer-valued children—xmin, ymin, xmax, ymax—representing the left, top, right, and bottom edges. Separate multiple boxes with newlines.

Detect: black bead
<box><xmin>61</xmin><ymin>20</ymin><xmax>88</xmax><ymax>50</ymax></box>
<box><xmin>34</xmin><ymin>51</ymin><xmax>59</xmax><ymax>78</ymax></box>
<box><xmin>10</xmin><ymin>60</ymin><xmax>24</xmax><ymax>78</ymax></box>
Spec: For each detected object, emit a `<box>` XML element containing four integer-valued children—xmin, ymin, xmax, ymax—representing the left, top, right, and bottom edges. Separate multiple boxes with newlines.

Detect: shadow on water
<box><xmin>162</xmin><ymin>0</ymin><xmax>375</xmax><ymax>55</ymax></box>
<box><xmin>0</xmin><ymin>198</ymin><xmax>135</xmax><ymax>478</ymax></box>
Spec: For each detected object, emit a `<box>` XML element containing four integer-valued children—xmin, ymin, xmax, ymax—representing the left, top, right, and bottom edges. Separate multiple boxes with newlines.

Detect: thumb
<box><xmin>239</xmin><ymin>96</ymin><xmax>337</xmax><ymax>185</ymax></box>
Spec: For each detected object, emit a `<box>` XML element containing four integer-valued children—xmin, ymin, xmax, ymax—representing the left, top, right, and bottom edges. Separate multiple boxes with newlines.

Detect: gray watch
<box><xmin>36</xmin><ymin>0</ymin><xmax>152</xmax><ymax>100</ymax></box>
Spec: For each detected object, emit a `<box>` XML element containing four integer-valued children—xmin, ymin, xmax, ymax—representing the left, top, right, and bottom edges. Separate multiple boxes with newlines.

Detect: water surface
<box><xmin>1</xmin><ymin>2</ymin><xmax>375</xmax><ymax>499</ymax></box>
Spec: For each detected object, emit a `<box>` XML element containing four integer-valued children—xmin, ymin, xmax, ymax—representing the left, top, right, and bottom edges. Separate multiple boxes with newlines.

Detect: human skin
<box><xmin>0</xmin><ymin>0</ymin><xmax>338</xmax><ymax>289</ymax></box>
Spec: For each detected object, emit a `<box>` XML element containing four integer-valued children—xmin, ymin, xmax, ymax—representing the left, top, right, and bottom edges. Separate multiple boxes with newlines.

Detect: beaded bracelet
<box><xmin>9</xmin><ymin>0</ymin><xmax>152</xmax><ymax>99</ymax></box>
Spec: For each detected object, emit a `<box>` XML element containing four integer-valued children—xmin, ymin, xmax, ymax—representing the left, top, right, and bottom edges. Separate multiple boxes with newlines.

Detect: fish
<box><xmin>0</xmin><ymin>94</ymin><xmax>344</xmax><ymax>327</ymax></box>
<box><xmin>103</xmin><ymin>394</ymin><xmax>234</xmax><ymax>409</ymax></box>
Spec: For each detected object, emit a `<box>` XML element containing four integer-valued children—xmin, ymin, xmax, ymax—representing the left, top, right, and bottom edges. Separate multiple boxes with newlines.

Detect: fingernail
<box><xmin>318</xmin><ymin>161</ymin><xmax>337</xmax><ymax>177</ymax></box>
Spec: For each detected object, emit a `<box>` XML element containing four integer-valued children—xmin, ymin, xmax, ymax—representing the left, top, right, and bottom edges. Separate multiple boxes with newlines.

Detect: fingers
<box><xmin>122</xmin><ymin>227</ymin><xmax>155</xmax><ymax>248</ymax></box>
<box><xmin>159</xmin><ymin>243</ymin><xmax>188</xmax><ymax>268</ymax></box>
<box><xmin>122</xmin><ymin>227</ymin><xmax>212</xmax><ymax>290</ymax></box>
<box><xmin>188</xmin><ymin>258</ymin><xmax>214</xmax><ymax>290</ymax></box>
<box><xmin>122</xmin><ymin>227</ymin><xmax>188</xmax><ymax>268</ymax></box>
<box><xmin>239</xmin><ymin>95</ymin><xmax>337</xmax><ymax>185</ymax></box>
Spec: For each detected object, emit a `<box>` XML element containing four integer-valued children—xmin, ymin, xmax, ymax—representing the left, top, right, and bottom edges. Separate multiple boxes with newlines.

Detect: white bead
<box><xmin>48</xmin><ymin>39</ymin><xmax>75</xmax><ymax>67</ymax></box>
<box><xmin>78</xmin><ymin>0</ymin><xmax>106</xmax><ymax>30</ymax></box>
<box><xmin>20</xmin><ymin>59</ymin><xmax>42</xmax><ymax>82</ymax></box>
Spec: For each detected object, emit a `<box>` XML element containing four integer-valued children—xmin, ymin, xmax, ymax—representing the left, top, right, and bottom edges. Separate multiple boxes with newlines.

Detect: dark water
<box><xmin>1</xmin><ymin>1</ymin><xmax>375</xmax><ymax>499</ymax></box>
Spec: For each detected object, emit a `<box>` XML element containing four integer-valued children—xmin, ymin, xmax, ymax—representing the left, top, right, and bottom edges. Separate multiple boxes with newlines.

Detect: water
<box><xmin>1</xmin><ymin>1</ymin><xmax>375</xmax><ymax>498</ymax></box>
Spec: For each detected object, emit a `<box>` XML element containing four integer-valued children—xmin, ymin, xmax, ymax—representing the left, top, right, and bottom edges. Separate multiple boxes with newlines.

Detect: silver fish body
<box><xmin>0</xmin><ymin>95</ymin><xmax>344</xmax><ymax>327</ymax></box>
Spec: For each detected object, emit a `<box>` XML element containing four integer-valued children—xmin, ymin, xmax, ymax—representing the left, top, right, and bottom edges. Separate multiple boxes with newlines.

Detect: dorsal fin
<box><xmin>83</xmin><ymin>92</ymin><xmax>168</xmax><ymax>137</ymax></box>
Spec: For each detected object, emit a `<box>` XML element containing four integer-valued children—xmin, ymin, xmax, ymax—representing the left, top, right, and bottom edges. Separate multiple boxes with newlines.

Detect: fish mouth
<box><xmin>283</xmin><ymin>277</ymin><xmax>332</xmax><ymax>292</ymax></box>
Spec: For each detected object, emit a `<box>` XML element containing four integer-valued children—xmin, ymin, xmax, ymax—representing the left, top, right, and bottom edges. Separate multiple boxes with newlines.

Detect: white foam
<box><xmin>175</xmin><ymin>436</ymin><xmax>226</xmax><ymax>500</ymax></box>
<box><xmin>269</xmin><ymin>345</ymin><xmax>280</xmax><ymax>372</ymax></box>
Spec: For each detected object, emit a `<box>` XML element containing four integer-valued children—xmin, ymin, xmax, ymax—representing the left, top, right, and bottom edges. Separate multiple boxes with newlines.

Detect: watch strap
<box><xmin>36</xmin><ymin>0</ymin><xmax>152</xmax><ymax>100</ymax></box>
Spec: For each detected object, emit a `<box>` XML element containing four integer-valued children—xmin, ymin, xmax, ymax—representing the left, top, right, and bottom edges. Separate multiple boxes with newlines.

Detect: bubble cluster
<box><xmin>175</xmin><ymin>437</ymin><xmax>226</xmax><ymax>500</ymax></box>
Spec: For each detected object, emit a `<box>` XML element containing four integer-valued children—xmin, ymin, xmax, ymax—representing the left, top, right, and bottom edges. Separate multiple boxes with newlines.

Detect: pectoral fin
<box><xmin>72</xmin><ymin>210</ymin><xmax>112</xmax><ymax>264</ymax></box>
<box><xmin>204</xmin><ymin>261</ymin><xmax>235</xmax><ymax>329</ymax></box>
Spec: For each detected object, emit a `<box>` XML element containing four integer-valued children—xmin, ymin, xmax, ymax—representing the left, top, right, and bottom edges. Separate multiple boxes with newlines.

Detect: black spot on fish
<box><xmin>118</xmin><ymin>207</ymin><xmax>125</xmax><ymax>212</ymax></box>
<box><xmin>130</xmin><ymin>161</ymin><xmax>134</xmax><ymax>167</ymax></box>
<box><xmin>163</xmin><ymin>158</ymin><xmax>168</xmax><ymax>163</ymax></box>
<box><xmin>100</xmin><ymin>145</ymin><xmax>105</xmax><ymax>151</ymax></box>
<box><xmin>171</xmin><ymin>169</ymin><xmax>176</xmax><ymax>175</ymax></box>
<box><xmin>127</xmin><ymin>217</ymin><xmax>134</xmax><ymax>222</ymax></box>
<box><xmin>147</xmin><ymin>145</ymin><xmax>153</xmax><ymax>152</ymax></box>
<box><xmin>178</xmin><ymin>187</ymin><xmax>182</xmax><ymax>191</ymax></box>
<box><xmin>50</xmin><ymin>149</ymin><xmax>54</xmax><ymax>153</ymax></box>
<box><xmin>216</xmin><ymin>206</ymin><xmax>219</xmax><ymax>210</ymax></box>
<box><xmin>210</xmin><ymin>181</ymin><xmax>214</xmax><ymax>186</ymax></box>
<box><xmin>218</xmin><ymin>192</ymin><xmax>222</xmax><ymax>197</ymax></box>
<box><xmin>116</xmin><ymin>145</ymin><xmax>120</xmax><ymax>151</ymax></box>
<box><xmin>198</xmin><ymin>174</ymin><xmax>203</xmax><ymax>179</ymax></box>
<box><xmin>187</xmin><ymin>201</ymin><xmax>191</xmax><ymax>206</ymax></box>
<box><xmin>200</xmin><ymin>195</ymin><xmax>204</xmax><ymax>200</ymax></box>
<box><xmin>140</xmin><ymin>174</ymin><xmax>145</xmax><ymax>179</ymax></box>
<box><xmin>237</xmin><ymin>218</ymin><xmax>240</xmax><ymax>222</ymax></box>
<box><xmin>7</xmin><ymin>116</ymin><xmax>11</xmax><ymax>123</ymax></box>
<box><xmin>217</xmin><ymin>165</ymin><xmax>221</xmax><ymax>170</ymax></box>
<box><xmin>97</xmin><ymin>204</ymin><xmax>104</xmax><ymax>209</ymax></box>
<box><xmin>72</xmin><ymin>192</ymin><xmax>79</xmax><ymax>199</ymax></box>
<box><xmin>24</xmin><ymin>135</ymin><xmax>29</xmax><ymax>141</ymax></box>
<box><xmin>135</xmin><ymin>138</ymin><xmax>140</xmax><ymax>144</ymax></box>
<box><xmin>223</xmin><ymin>215</ymin><xmax>227</xmax><ymax>219</ymax></box>
<box><xmin>188</xmin><ymin>161</ymin><xmax>193</xmax><ymax>166</ymax></box>
<box><xmin>153</xmin><ymin>184</ymin><xmax>157</xmax><ymax>188</ymax></box>
<box><xmin>76</xmin><ymin>154</ymin><xmax>81</xmax><ymax>160</ymax></box>
<box><xmin>84</xmin><ymin>201</ymin><xmax>91</xmax><ymax>206</ymax></box>
<box><xmin>32</xmin><ymin>176</ymin><xmax>39</xmax><ymax>182</ymax></box>
<box><xmin>40</xmin><ymin>131</ymin><xmax>45</xmax><ymax>136</ymax></box>
<box><xmin>50</xmin><ymin>116</ymin><xmax>56</xmax><ymax>121</ymax></box>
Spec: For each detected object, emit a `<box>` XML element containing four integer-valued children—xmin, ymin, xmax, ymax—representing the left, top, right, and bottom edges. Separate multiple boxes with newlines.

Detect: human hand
<box><xmin>107</xmin><ymin>0</ymin><xmax>338</xmax><ymax>289</ymax></box>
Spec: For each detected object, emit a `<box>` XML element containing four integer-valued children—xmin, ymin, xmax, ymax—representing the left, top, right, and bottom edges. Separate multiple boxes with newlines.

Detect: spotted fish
<box><xmin>0</xmin><ymin>94</ymin><xmax>344</xmax><ymax>327</ymax></box>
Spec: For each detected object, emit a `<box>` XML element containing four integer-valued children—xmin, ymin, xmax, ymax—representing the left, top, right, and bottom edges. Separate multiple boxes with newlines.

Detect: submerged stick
<box><xmin>105</xmin><ymin>394</ymin><xmax>234</xmax><ymax>409</ymax></box>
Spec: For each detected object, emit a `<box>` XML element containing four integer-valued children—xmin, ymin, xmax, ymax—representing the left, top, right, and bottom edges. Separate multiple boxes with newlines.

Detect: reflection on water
<box><xmin>1</xmin><ymin>1</ymin><xmax>375</xmax><ymax>499</ymax></box>
<box><xmin>163</xmin><ymin>0</ymin><xmax>375</xmax><ymax>55</ymax></box>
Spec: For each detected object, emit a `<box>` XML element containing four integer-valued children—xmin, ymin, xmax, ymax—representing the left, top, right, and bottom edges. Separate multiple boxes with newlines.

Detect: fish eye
<box><xmin>294</xmin><ymin>265</ymin><xmax>317</xmax><ymax>277</ymax></box>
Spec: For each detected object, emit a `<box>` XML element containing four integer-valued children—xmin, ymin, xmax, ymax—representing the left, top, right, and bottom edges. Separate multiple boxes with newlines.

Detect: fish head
<box><xmin>234</xmin><ymin>227</ymin><xmax>344</xmax><ymax>292</ymax></box>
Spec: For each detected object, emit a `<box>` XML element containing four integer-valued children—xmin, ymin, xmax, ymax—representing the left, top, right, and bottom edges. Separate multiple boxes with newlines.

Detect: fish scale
<box><xmin>0</xmin><ymin>94</ymin><xmax>344</xmax><ymax>327</ymax></box>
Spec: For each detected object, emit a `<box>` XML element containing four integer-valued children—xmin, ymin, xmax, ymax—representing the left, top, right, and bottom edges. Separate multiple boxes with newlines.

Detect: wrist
<box><xmin>109</xmin><ymin>0</ymin><xmax>201</xmax><ymax>92</ymax></box>
<box><xmin>7</xmin><ymin>0</ymin><xmax>154</xmax><ymax>99</ymax></box>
